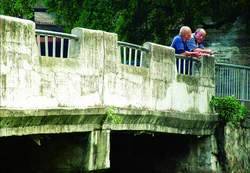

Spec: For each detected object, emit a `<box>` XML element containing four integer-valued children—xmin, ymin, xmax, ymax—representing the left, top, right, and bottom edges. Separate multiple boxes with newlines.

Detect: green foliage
<box><xmin>0</xmin><ymin>0</ymin><xmax>36</xmax><ymax>19</ymax></box>
<box><xmin>44</xmin><ymin>0</ymin><xmax>249</xmax><ymax>45</ymax></box>
<box><xmin>210</xmin><ymin>96</ymin><xmax>247</xmax><ymax>126</ymax></box>
<box><xmin>44</xmin><ymin>0</ymin><xmax>207</xmax><ymax>44</ymax></box>
<box><xmin>106</xmin><ymin>107</ymin><xmax>123</xmax><ymax>124</ymax></box>
<box><xmin>1</xmin><ymin>0</ymin><xmax>249</xmax><ymax>44</ymax></box>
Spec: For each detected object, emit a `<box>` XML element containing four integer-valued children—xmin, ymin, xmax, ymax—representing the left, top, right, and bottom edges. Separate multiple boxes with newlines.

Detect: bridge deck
<box><xmin>0</xmin><ymin>107</ymin><xmax>218</xmax><ymax>137</ymax></box>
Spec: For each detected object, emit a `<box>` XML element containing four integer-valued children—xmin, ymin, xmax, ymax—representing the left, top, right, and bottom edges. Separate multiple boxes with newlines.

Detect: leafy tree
<box><xmin>44</xmin><ymin>0</ymin><xmax>208</xmax><ymax>44</ymax></box>
<box><xmin>1</xmin><ymin>0</ymin><xmax>249</xmax><ymax>44</ymax></box>
<box><xmin>0</xmin><ymin>0</ymin><xmax>36</xmax><ymax>19</ymax></box>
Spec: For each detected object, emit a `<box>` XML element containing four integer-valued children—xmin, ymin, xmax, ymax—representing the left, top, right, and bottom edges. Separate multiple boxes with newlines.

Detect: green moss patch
<box><xmin>105</xmin><ymin>114</ymin><xmax>216</xmax><ymax>130</ymax></box>
<box><xmin>0</xmin><ymin>114</ymin><xmax>105</xmax><ymax>128</ymax></box>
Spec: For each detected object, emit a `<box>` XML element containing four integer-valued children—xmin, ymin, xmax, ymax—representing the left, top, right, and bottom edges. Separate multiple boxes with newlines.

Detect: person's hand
<box><xmin>205</xmin><ymin>49</ymin><xmax>213</xmax><ymax>55</ymax></box>
<box><xmin>191</xmin><ymin>51</ymin><xmax>202</xmax><ymax>58</ymax></box>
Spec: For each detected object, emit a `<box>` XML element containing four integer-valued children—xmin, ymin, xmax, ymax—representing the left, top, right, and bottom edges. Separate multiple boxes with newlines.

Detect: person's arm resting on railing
<box><xmin>188</xmin><ymin>41</ymin><xmax>213</xmax><ymax>56</ymax></box>
<box><xmin>171</xmin><ymin>26</ymin><xmax>203</xmax><ymax>58</ymax></box>
<box><xmin>187</xmin><ymin>28</ymin><xmax>214</xmax><ymax>57</ymax></box>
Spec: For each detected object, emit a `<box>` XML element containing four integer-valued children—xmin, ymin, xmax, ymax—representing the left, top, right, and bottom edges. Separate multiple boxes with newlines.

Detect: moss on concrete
<box><xmin>242</xmin><ymin>115</ymin><xmax>250</xmax><ymax>128</ymax></box>
<box><xmin>177</xmin><ymin>75</ymin><xmax>199</xmax><ymax>86</ymax></box>
<box><xmin>9</xmin><ymin>21</ymin><xmax>23</xmax><ymax>38</ymax></box>
<box><xmin>186</xmin><ymin>107</ymin><xmax>200</xmax><ymax>114</ymax></box>
<box><xmin>0</xmin><ymin>19</ymin><xmax>6</xmax><ymax>40</ymax></box>
<box><xmin>177</xmin><ymin>75</ymin><xmax>199</xmax><ymax>93</ymax></box>
<box><xmin>0</xmin><ymin>107</ymin><xmax>218</xmax><ymax>136</ymax></box>
<box><xmin>0</xmin><ymin>114</ymin><xmax>105</xmax><ymax>128</ymax></box>
<box><xmin>120</xmin><ymin>64</ymin><xmax>149</xmax><ymax>77</ymax></box>
<box><xmin>105</xmin><ymin>114</ymin><xmax>216</xmax><ymax>129</ymax></box>
<box><xmin>23</xmin><ymin>24</ymin><xmax>34</xmax><ymax>38</ymax></box>
<box><xmin>0</xmin><ymin>74</ymin><xmax>6</xmax><ymax>98</ymax></box>
<box><xmin>39</xmin><ymin>56</ymin><xmax>80</xmax><ymax>70</ymax></box>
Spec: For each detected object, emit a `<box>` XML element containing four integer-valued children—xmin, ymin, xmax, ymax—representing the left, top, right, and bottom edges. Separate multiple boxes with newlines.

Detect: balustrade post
<box><xmin>144</xmin><ymin>42</ymin><xmax>176</xmax><ymax>82</ymax></box>
<box><xmin>0</xmin><ymin>15</ymin><xmax>38</xmax><ymax>107</ymax></box>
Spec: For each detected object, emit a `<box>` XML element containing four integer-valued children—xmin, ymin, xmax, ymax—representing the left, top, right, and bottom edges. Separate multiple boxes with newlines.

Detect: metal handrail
<box><xmin>175</xmin><ymin>54</ymin><xmax>201</xmax><ymax>62</ymax></box>
<box><xmin>215</xmin><ymin>63</ymin><xmax>250</xmax><ymax>102</ymax></box>
<box><xmin>216</xmin><ymin>62</ymin><xmax>250</xmax><ymax>70</ymax></box>
<box><xmin>175</xmin><ymin>54</ymin><xmax>201</xmax><ymax>76</ymax></box>
<box><xmin>35</xmin><ymin>29</ymin><xmax>78</xmax><ymax>58</ymax></box>
<box><xmin>118</xmin><ymin>41</ymin><xmax>149</xmax><ymax>52</ymax></box>
<box><xmin>35</xmin><ymin>29</ymin><xmax>78</xmax><ymax>40</ymax></box>
<box><xmin>118</xmin><ymin>41</ymin><xmax>149</xmax><ymax>67</ymax></box>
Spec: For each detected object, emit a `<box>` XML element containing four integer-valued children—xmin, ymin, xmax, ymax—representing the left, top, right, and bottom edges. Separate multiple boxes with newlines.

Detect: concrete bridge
<box><xmin>0</xmin><ymin>15</ymin><xmax>218</xmax><ymax>172</ymax></box>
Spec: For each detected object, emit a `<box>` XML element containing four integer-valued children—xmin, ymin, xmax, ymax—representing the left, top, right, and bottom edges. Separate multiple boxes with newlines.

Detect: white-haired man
<box><xmin>171</xmin><ymin>26</ymin><xmax>201</xmax><ymax>57</ymax></box>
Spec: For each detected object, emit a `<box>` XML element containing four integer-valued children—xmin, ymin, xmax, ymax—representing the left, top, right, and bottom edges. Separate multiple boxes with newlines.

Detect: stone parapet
<box><xmin>0</xmin><ymin>15</ymin><xmax>215</xmax><ymax>121</ymax></box>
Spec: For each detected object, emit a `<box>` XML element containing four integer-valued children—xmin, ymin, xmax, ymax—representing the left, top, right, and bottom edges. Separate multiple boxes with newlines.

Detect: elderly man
<box><xmin>171</xmin><ymin>26</ymin><xmax>201</xmax><ymax>57</ymax></box>
<box><xmin>187</xmin><ymin>28</ymin><xmax>213</xmax><ymax>56</ymax></box>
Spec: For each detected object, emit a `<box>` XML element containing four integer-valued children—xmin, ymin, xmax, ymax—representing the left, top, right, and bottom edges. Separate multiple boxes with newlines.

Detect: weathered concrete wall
<box><xmin>0</xmin><ymin>15</ymin><xmax>39</xmax><ymax>107</ymax></box>
<box><xmin>103</xmin><ymin>42</ymin><xmax>215</xmax><ymax>114</ymax></box>
<box><xmin>177</xmin><ymin>135</ymin><xmax>218</xmax><ymax>173</ymax></box>
<box><xmin>216</xmin><ymin>125</ymin><xmax>250</xmax><ymax>173</ymax></box>
<box><xmin>101</xmin><ymin>33</ymin><xmax>216</xmax><ymax>114</ymax></box>
<box><xmin>0</xmin><ymin>15</ymin><xmax>107</xmax><ymax>108</ymax></box>
<box><xmin>0</xmin><ymin>108</ymin><xmax>218</xmax><ymax>137</ymax></box>
<box><xmin>0</xmin><ymin>15</ymin><xmax>215</xmax><ymax>115</ymax></box>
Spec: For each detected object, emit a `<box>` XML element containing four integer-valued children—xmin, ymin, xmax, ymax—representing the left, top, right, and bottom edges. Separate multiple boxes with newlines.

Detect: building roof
<box><xmin>34</xmin><ymin>11</ymin><xmax>55</xmax><ymax>25</ymax></box>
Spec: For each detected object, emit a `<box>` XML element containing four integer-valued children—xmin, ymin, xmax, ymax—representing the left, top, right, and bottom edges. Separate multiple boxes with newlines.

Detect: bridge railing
<box><xmin>0</xmin><ymin>15</ymin><xmax>215</xmax><ymax>113</ymax></box>
<box><xmin>118</xmin><ymin>41</ymin><xmax>149</xmax><ymax>67</ymax></box>
<box><xmin>215</xmin><ymin>63</ymin><xmax>250</xmax><ymax>102</ymax></box>
<box><xmin>35</xmin><ymin>29</ymin><xmax>78</xmax><ymax>58</ymax></box>
<box><xmin>175</xmin><ymin>55</ymin><xmax>201</xmax><ymax>76</ymax></box>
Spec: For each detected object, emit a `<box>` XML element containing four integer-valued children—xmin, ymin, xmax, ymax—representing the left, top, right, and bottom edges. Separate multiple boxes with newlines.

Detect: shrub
<box><xmin>210</xmin><ymin>96</ymin><xmax>248</xmax><ymax>126</ymax></box>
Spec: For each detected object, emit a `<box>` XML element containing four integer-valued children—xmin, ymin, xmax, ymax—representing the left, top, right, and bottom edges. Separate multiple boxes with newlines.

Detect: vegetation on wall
<box><xmin>106</xmin><ymin>107</ymin><xmax>123</xmax><ymax>124</ymax></box>
<box><xmin>210</xmin><ymin>96</ymin><xmax>248</xmax><ymax>127</ymax></box>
